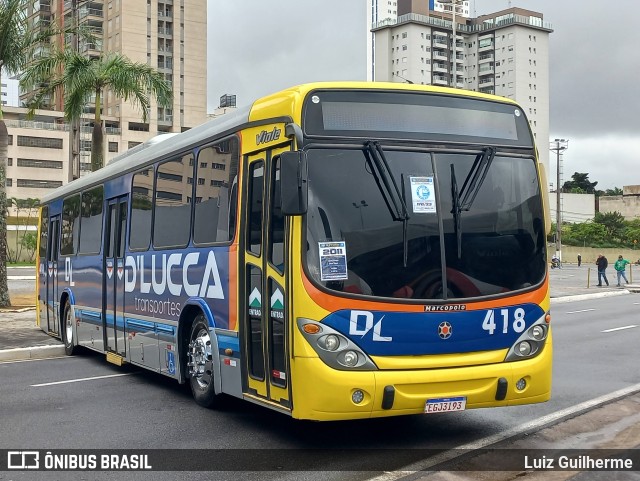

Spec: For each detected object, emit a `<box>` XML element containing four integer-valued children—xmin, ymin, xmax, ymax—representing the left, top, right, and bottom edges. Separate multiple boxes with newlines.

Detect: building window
<box><xmin>17</xmin><ymin>135</ymin><xmax>63</xmax><ymax>149</ymax></box>
<box><xmin>108</xmin><ymin>142</ymin><xmax>119</xmax><ymax>152</ymax></box>
<box><xmin>16</xmin><ymin>179</ymin><xmax>63</xmax><ymax>188</ymax></box>
<box><xmin>17</xmin><ymin>159</ymin><xmax>63</xmax><ymax>169</ymax></box>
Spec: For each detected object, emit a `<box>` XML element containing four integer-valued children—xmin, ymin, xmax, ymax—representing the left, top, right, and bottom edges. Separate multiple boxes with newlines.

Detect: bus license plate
<box><xmin>424</xmin><ymin>397</ymin><xmax>466</xmax><ymax>413</ymax></box>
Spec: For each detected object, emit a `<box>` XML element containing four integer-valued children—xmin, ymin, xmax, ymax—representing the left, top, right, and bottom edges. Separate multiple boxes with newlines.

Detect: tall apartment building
<box><xmin>433</xmin><ymin>1</ymin><xmax>470</xmax><ymax>18</ymax></box>
<box><xmin>368</xmin><ymin>0</ymin><xmax>398</xmax><ymax>80</ymax></box>
<box><xmin>372</xmin><ymin>3</ymin><xmax>553</xmax><ymax>170</ymax></box>
<box><xmin>14</xmin><ymin>0</ymin><xmax>207</xmax><ymax>182</ymax></box>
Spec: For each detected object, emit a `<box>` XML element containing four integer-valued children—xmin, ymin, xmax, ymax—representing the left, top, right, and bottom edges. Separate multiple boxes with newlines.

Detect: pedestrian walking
<box><xmin>596</xmin><ymin>254</ymin><xmax>609</xmax><ymax>287</ymax></box>
<box><xmin>614</xmin><ymin>255</ymin><xmax>631</xmax><ymax>287</ymax></box>
<box><xmin>577</xmin><ymin>254</ymin><xmax>582</xmax><ymax>267</ymax></box>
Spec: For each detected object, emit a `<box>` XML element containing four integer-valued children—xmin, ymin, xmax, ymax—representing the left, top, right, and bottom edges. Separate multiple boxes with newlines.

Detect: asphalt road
<box><xmin>1</xmin><ymin>292</ymin><xmax>639</xmax><ymax>480</ymax></box>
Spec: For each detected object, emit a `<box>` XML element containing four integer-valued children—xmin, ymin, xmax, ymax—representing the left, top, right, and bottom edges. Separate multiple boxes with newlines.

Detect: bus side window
<box><xmin>247</xmin><ymin>162</ymin><xmax>264</xmax><ymax>256</ymax></box>
<box><xmin>269</xmin><ymin>157</ymin><xmax>284</xmax><ymax>274</ymax></box>
<box><xmin>130</xmin><ymin>168</ymin><xmax>153</xmax><ymax>251</ymax></box>
<box><xmin>193</xmin><ymin>137</ymin><xmax>239</xmax><ymax>244</ymax></box>
<box><xmin>78</xmin><ymin>186</ymin><xmax>104</xmax><ymax>254</ymax></box>
<box><xmin>153</xmin><ymin>153</ymin><xmax>193</xmax><ymax>249</ymax></box>
<box><xmin>61</xmin><ymin>194</ymin><xmax>80</xmax><ymax>255</ymax></box>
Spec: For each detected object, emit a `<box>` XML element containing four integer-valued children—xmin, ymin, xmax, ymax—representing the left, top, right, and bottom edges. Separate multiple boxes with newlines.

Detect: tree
<box><xmin>604</xmin><ymin>187</ymin><xmax>623</xmax><ymax>196</ymax></box>
<box><xmin>0</xmin><ymin>0</ymin><xmax>36</xmax><ymax>307</ymax></box>
<box><xmin>21</xmin><ymin>49</ymin><xmax>173</xmax><ymax>171</ymax></box>
<box><xmin>0</xmin><ymin>1</ymin><xmax>87</xmax><ymax>307</ymax></box>
<box><xmin>562</xmin><ymin>172</ymin><xmax>598</xmax><ymax>194</ymax></box>
<box><xmin>594</xmin><ymin>211</ymin><xmax>626</xmax><ymax>242</ymax></box>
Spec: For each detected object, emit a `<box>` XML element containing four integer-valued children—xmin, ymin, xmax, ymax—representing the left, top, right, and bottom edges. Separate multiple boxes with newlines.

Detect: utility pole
<box><xmin>550</xmin><ymin>139</ymin><xmax>569</xmax><ymax>261</ymax></box>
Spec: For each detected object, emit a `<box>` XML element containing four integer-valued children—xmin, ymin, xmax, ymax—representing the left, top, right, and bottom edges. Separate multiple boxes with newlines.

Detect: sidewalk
<box><xmin>1</xmin><ymin>264</ymin><xmax>637</xmax><ymax>361</ymax></box>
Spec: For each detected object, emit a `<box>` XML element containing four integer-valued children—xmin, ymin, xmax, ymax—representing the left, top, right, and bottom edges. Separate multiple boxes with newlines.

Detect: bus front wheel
<box><xmin>187</xmin><ymin>315</ymin><xmax>221</xmax><ymax>408</ymax></box>
<box><xmin>62</xmin><ymin>300</ymin><xmax>76</xmax><ymax>356</ymax></box>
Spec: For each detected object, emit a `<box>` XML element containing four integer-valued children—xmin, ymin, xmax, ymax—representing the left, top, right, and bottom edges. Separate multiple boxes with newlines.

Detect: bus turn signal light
<box><xmin>303</xmin><ymin>323</ymin><xmax>321</xmax><ymax>334</ymax></box>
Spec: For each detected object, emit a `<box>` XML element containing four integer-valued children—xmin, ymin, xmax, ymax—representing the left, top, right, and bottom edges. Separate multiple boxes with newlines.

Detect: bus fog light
<box><xmin>352</xmin><ymin>390</ymin><xmax>365</xmax><ymax>404</ymax></box>
<box><xmin>516</xmin><ymin>378</ymin><xmax>527</xmax><ymax>391</ymax></box>
<box><xmin>324</xmin><ymin>334</ymin><xmax>340</xmax><ymax>351</ymax></box>
<box><xmin>517</xmin><ymin>341</ymin><xmax>532</xmax><ymax>356</ymax></box>
<box><xmin>343</xmin><ymin>350</ymin><xmax>359</xmax><ymax>367</ymax></box>
<box><xmin>530</xmin><ymin>325</ymin><xmax>546</xmax><ymax>341</ymax></box>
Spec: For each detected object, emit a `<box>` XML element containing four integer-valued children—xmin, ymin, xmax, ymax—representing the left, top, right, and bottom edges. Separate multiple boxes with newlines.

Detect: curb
<box><xmin>0</xmin><ymin>345</ymin><xmax>66</xmax><ymax>362</ymax></box>
<box><xmin>550</xmin><ymin>289</ymin><xmax>631</xmax><ymax>304</ymax></box>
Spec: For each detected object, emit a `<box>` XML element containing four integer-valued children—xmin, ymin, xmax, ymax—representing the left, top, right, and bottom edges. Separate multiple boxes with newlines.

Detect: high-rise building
<box><xmin>368</xmin><ymin>0</ymin><xmax>398</xmax><ymax>80</ymax></box>
<box><xmin>433</xmin><ymin>0</ymin><xmax>470</xmax><ymax>18</ymax></box>
<box><xmin>21</xmin><ymin>0</ymin><xmax>207</xmax><ymax>176</ymax></box>
<box><xmin>372</xmin><ymin>4</ymin><xmax>553</xmax><ymax>170</ymax></box>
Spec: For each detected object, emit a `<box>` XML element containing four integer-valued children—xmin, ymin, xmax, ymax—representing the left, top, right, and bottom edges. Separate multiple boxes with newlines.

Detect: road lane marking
<box><xmin>601</xmin><ymin>325</ymin><xmax>638</xmax><ymax>333</ymax></box>
<box><xmin>31</xmin><ymin>373</ymin><xmax>133</xmax><ymax>387</ymax></box>
<box><xmin>565</xmin><ymin>308</ymin><xmax>596</xmax><ymax>314</ymax></box>
<box><xmin>366</xmin><ymin>383</ymin><xmax>640</xmax><ymax>481</ymax></box>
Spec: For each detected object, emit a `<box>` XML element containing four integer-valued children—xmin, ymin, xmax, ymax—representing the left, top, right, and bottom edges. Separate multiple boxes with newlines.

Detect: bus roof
<box><xmin>40</xmin><ymin>82</ymin><xmax>519</xmax><ymax>204</ymax></box>
<box><xmin>40</xmin><ymin>104</ymin><xmax>252</xmax><ymax>204</ymax></box>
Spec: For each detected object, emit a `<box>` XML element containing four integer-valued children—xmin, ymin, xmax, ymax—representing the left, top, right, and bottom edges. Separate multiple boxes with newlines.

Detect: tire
<box><xmin>62</xmin><ymin>300</ymin><xmax>76</xmax><ymax>356</ymax></box>
<box><xmin>187</xmin><ymin>315</ymin><xmax>221</xmax><ymax>408</ymax></box>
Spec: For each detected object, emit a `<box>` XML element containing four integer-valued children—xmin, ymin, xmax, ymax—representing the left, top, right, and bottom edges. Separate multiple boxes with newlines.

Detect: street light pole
<box><xmin>550</xmin><ymin>138</ymin><xmax>569</xmax><ymax>261</ymax></box>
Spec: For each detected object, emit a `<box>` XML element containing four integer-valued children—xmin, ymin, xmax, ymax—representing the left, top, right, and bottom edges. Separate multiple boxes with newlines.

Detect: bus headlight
<box><xmin>530</xmin><ymin>325</ymin><xmax>547</xmax><ymax>341</ymax></box>
<box><xmin>297</xmin><ymin>318</ymin><xmax>377</xmax><ymax>371</ymax></box>
<box><xmin>516</xmin><ymin>341</ymin><xmax>532</xmax><ymax>356</ymax></box>
<box><xmin>341</xmin><ymin>351</ymin><xmax>359</xmax><ymax>367</ymax></box>
<box><xmin>323</xmin><ymin>334</ymin><xmax>340</xmax><ymax>351</ymax></box>
<box><xmin>505</xmin><ymin>313</ymin><xmax>550</xmax><ymax>362</ymax></box>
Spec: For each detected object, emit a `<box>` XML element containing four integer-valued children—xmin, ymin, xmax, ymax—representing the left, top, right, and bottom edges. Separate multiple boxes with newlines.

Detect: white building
<box><xmin>1</xmin><ymin>76</ymin><xmax>20</xmax><ymax>107</ymax></box>
<box><xmin>372</xmin><ymin>4</ymin><xmax>552</xmax><ymax>172</ymax></box>
<box><xmin>434</xmin><ymin>0</ymin><xmax>470</xmax><ymax>18</ymax></box>
<box><xmin>368</xmin><ymin>0</ymin><xmax>398</xmax><ymax>80</ymax></box>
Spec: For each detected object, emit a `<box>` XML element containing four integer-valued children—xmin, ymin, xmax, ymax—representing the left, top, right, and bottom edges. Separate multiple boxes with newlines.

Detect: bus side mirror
<box><xmin>280</xmin><ymin>151</ymin><xmax>308</xmax><ymax>215</ymax></box>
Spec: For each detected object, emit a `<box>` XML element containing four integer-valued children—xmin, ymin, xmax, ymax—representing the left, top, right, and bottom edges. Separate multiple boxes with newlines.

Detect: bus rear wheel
<box><xmin>62</xmin><ymin>300</ymin><xmax>76</xmax><ymax>356</ymax></box>
<box><xmin>187</xmin><ymin>315</ymin><xmax>221</xmax><ymax>408</ymax></box>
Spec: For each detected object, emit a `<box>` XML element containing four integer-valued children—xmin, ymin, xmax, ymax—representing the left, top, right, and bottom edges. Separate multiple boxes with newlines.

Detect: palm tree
<box><xmin>0</xmin><ymin>0</ymin><xmax>35</xmax><ymax>307</ymax></box>
<box><xmin>0</xmin><ymin>1</ymin><xmax>90</xmax><ymax>307</ymax></box>
<box><xmin>21</xmin><ymin>49</ymin><xmax>173</xmax><ymax>171</ymax></box>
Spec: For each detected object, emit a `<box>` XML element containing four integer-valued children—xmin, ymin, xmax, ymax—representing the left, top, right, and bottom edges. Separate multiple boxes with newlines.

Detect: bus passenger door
<box><xmin>45</xmin><ymin>215</ymin><xmax>60</xmax><ymax>335</ymax></box>
<box><xmin>242</xmin><ymin>148</ymin><xmax>291</xmax><ymax>410</ymax></box>
<box><xmin>103</xmin><ymin>196</ymin><xmax>128</xmax><ymax>357</ymax></box>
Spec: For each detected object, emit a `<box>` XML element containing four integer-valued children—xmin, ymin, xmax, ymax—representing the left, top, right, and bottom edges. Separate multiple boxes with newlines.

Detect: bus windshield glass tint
<box><xmin>303</xmin><ymin>148</ymin><xmax>546</xmax><ymax>300</ymax></box>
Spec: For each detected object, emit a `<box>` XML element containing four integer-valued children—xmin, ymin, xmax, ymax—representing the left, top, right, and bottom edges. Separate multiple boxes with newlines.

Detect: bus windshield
<box><xmin>304</xmin><ymin>147</ymin><xmax>546</xmax><ymax>300</ymax></box>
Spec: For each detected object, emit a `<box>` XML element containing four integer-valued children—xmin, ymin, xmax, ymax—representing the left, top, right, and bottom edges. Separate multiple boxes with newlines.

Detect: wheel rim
<box><xmin>65</xmin><ymin>307</ymin><xmax>73</xmax><ymax>346</ymax></box>
<box><xmin>189</xmin><ymin>328</ymin><xmax>213</xmax><ymax>389</ymax></box>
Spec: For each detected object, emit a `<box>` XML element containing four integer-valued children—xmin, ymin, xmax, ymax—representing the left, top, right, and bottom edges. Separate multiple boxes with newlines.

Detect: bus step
<box><xmin>106</xmin><ymin>352</ymin><xmax>125</xmax><ymax>366</ymax></box>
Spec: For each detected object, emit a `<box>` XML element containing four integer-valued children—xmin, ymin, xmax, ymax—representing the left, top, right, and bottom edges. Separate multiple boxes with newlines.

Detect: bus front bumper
<box><xmin>290</xmin><ymin>340</ymin><xmax>552</xmax><ymax>421</ymax></box>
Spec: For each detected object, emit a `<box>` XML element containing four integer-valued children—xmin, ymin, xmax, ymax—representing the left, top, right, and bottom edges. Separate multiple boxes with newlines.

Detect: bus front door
<box><xmin>242</xmin><ymin>149</ymin><xmax>291</xmax><ymax>411</ymax></box>
<box><xmin>45</xmin><ymin>215</ymin><xmax>61</xmax><ymax>335</ymax></box>
<box><xmin>103</xmin><ymin>196</ymin><xmax>128</xmax><ymax>358</ymax></box>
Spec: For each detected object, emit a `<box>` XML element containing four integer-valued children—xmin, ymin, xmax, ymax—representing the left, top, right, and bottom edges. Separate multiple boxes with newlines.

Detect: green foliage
<box><xmin>594</xmin><ymin>211</ymin><xmax>626</xmax><ymax>242</ymax></box>
<box><xmin>21</xmin><ymin>48</ymin><xmax>173</xmax><ymax>171</ymax></box>
<box><xmin>563</xmin><ymin>212</ymin><xmax>640</xmax><ymax>249</ymax></box>
<box><xmin>20</xmin><ymin>232</ymin><xmax>37</xmax><ymax>262</ymax></box>
<box><xmin>562</xmin><ymin>172</ymin><xmax>598</xmax><ymax>194</ymax></box>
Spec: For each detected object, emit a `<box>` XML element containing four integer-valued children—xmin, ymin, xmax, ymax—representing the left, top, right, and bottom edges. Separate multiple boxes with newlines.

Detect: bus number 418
<box><xmin>482</xmin><ymin>308</ymin><xmax>526</xmax><ymax>335</ymax></box>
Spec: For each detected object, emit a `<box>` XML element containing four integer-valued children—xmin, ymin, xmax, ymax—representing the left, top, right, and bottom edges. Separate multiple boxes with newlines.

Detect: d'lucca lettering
<box><xmin>124</xmin><ymin>251</ymin><xmax>224</xmax><ymax>299</ymax></box>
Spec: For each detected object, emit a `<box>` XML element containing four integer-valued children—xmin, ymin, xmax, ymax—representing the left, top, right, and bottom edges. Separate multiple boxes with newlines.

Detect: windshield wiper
<box><xmin>450</xmin><ymin>147</ymin><xmax>496</xmax><ymax>258</ymax></box>
<box><xmin>364</xmin><ymin>141</ymin><xmax>409</xmax><ymax>222</ymax></box>
<box><xmin>364</xmin><ymin>141</ymin><xmax>410</xmax><ymax>266</ymax></box>
<box><xmin>459</xmin><ymin>146</ymin><xmax>496</xmax><ymax>211</ymax></box>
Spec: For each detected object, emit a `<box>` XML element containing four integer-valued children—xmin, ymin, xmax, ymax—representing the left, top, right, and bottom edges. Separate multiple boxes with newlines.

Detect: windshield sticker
<box><xmin>319</xmin><ymin>241</ymin><xmax>348</xmax><ymax>281</ymax></box>
<box><xmin>410</xmin><ymin>176</ymin><xmax>436</xmax><ymax>213</ymax></box>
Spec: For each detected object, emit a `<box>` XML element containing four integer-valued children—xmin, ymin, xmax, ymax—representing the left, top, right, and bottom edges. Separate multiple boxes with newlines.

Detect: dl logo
<box><xmin>8</xmin><ymin>451</ymin><xmax>39</xmax><ymax>469</ymax></box>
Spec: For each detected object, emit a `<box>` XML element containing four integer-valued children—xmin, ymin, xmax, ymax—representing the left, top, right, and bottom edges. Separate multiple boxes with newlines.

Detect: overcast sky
<box><xmin>208</xmin><ymin>0</ymin><xmax>640</xmax><ymax>190</ymax></box>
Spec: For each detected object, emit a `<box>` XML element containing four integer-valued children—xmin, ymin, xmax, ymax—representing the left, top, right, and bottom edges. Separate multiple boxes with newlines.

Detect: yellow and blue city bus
<box><xmin>36</xmin><ymin>82</ymin><xmax>552</xmax><ymax>420</ymax></box>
